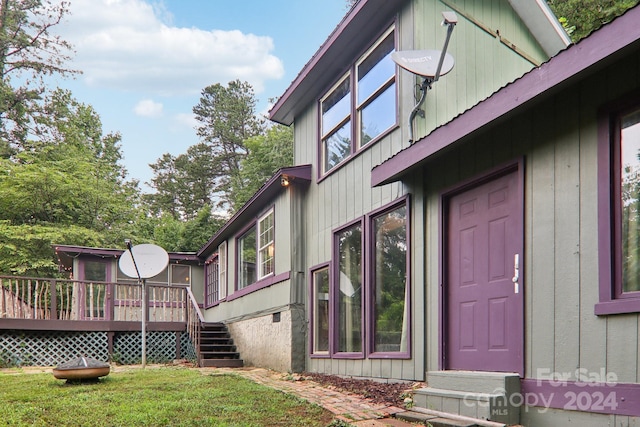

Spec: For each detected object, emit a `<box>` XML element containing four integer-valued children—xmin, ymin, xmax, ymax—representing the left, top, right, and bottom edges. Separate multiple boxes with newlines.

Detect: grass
<box><xmin>0</xmin><ymin>367</ymin><xmax>335</xmax><ymax>426</ymax></box>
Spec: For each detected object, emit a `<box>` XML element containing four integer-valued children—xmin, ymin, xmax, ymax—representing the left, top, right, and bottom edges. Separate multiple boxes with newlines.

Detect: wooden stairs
<box><xmin>197</xmin><ymin>322</ymin><xmax>244</xmax><ymax>368</ymax></box>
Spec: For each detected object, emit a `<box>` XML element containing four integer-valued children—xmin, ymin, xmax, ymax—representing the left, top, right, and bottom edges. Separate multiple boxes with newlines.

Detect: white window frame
<box><xmin>257</xmin><ymin>208</ymin><xmax>275</xmax><ymax>280</ymax></box>
<box><xmin>218</xmin><ymin>242</ymin><xmax>227</xmax><ymax>299</ymax></box>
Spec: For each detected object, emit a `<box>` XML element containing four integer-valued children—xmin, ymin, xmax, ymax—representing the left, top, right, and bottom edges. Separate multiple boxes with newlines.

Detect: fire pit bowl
<box><xmin>52</xmin><ymin>356</ymin><xmax>111</xmax><ymax>381</ymax></box>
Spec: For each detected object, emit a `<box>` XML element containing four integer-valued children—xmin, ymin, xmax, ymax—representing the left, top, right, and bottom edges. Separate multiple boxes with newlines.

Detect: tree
<box><xmin>229</xmin><ymin>124</ymin><xmax>294</xmax><ymax>210</ymax></box>
<box><xmin>547</xmin><ymin>0</ymin><xmax>639</xmax><ymax>42</ymax></box>
<box><xmin>192</xmin><ymin>80</ymin><xmax>265</xmax><ymax>210</ymax></box>
<box><xmin>145</xmin><ymin>143</ymin><xmax>217</xmax><ymax>220</ymax></box>
<box><xmin>0</xmin><ymin>0</ymin><xmax>78</xmax><ymax>150</ymax></box>
<box><xmin>0</xmin><ymin>90</ymin><xmax>140</xmax><ymax>276</ymax></box>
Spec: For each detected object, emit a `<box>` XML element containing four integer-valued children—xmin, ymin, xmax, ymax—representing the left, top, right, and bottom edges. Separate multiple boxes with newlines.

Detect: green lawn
<box><xmin>0</xmin><ymin>367</ymin><xmax>335</xmax><ymax>426</ymax></box>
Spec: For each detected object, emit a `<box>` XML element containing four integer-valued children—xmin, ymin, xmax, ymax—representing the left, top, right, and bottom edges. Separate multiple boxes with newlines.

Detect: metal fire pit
<box><xmin>52</xmin><ymin>356</ymin><xmax>111</xmax><ymax>381</ymax></box>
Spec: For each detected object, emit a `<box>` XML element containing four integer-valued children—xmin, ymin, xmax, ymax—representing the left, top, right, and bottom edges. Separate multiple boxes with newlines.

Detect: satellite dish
<box><xmin>119</xmin><ymin>243</ymin><xmax>169</xmax><ymax>279</ymax></box>
<box><xmin>392</xmin><ymin>11</ymin><xmax>458</xmax><ymax>144</ymax></box>
<box><xmin>391</xmin><ymin>50</ymin><xmax>455</xmax><ymax>79</ymax></box>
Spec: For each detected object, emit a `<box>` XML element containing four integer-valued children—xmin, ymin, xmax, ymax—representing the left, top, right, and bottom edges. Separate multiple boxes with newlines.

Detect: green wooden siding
<box><xmin>417</xmin><ymin>50</ymin><xmax>640</xmax><ymax>384</ymax></box>
<box><xmin>297</xmin><ymin>0</ymin><xmax>547</xmax><ymax>381</ymax></box>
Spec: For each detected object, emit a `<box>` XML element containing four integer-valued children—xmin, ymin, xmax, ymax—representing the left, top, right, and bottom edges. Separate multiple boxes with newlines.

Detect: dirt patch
<box><xmin>301</xmin><ymin>372</ymin><xmax>422</xmax><ymax>408</ymax></box>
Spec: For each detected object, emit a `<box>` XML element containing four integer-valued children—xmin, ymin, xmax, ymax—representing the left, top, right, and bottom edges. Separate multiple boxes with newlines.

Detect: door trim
<box><xmin>438</xmin><ymin>159</ymin><xmax>525</xmax><ymax>376</ymax></box>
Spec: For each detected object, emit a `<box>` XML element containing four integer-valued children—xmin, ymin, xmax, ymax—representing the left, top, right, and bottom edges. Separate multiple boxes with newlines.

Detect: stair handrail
<box><xmin>185</xmin><ymin>287</ymin><xmax>204</xmax><ymax>365</ymax></box>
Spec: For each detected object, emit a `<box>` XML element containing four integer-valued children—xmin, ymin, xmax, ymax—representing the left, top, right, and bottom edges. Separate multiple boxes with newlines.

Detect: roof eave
<box><xmin>508</xmin><ymin>0</ymin><xmax>572</xmax><ymax>56</ymax></box>
<box><xmin>268</xmin><ymin>0</ymin><xmax>407</xmax><ymax>126</ymax></box>
<box><xmin>196</xmin><ymin>164</ymin><xmax>312</xmax><ymax>258</ymax></box>
<box><xmin>372</xmin><ymin>5</ymin><xmax>640</xmax><ymax>187</ymax></box>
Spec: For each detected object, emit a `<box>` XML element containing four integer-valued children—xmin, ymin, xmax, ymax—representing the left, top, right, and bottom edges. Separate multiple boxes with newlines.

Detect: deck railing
<box><xmin>186</xmin><ymin>286</ymin><xmax>204</xmax><ymax>364</ymax></box>
<box><xmin>0</xmin><ymin>275</ymin><xmax>188</xmax><ymax>323</ymax></box>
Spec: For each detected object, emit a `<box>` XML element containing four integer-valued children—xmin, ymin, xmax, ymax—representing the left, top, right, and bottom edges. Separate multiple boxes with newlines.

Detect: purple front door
<box><xmin>445</xmin><ymin>168</ymin><xmax>523</xmax><ymax>374</ymax></box>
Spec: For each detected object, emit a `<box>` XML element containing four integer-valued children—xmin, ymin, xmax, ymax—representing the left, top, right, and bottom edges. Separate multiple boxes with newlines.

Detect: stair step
<box><xmin>195</xmin><ymin>322</ymin><xmax>243</xmax><ymax>368</ymax></box>
<box><xmin>426</xmin><ymin>371</ymin><xmax>520</xmax><ymax>395</ymax></box>
<box><xmin>200</xmin><ymin>351</ymin><xmax>240</xmax><ymax>358</ymax></box>
<box><xmin>200</xmin><ymin>359</ymin><xmax>244</xmax><ymax>368</ymax></box>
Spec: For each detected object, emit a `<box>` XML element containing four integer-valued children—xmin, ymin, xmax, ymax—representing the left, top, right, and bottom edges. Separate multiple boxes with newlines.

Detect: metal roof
<box><xmin>371</xmin><ymin>5</ymin><xmax>640</xmax><ymax>187</ymax></box>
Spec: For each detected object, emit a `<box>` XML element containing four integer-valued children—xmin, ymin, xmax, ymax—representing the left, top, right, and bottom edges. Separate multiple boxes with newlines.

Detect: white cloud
<box><xmin>173</xmin><ymin>112</ymin><xmax>198</xmax><ymax>130</ymax></box>
<box><xmin>134</xmin><ymin>99</ymin><xmax>163</xmax><ymax>117</ymax></box>
<box><xmin>57</xmin><ymin>0</ymin><xmax>284</xmax><ymax>96</ymax></box>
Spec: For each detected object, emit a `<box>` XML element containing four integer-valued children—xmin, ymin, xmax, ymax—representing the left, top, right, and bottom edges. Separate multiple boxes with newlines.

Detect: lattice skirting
<box><xmin>0</xmin><ymin>331</ymin><xmax>196</xmax><ymax>367</ymax></box>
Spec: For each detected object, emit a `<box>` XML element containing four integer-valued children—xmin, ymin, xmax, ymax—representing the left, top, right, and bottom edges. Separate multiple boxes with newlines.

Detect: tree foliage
<box><xmin>145</xmin><ymin>143</ymin><xmax>216</xmax><ymax>220</ymax></box>
<box><xmin>547</xmin><ymin>0</ymin><xmax>639</xmax><ymax>42</ymax></box>
<box><xmin>147</xmin><ymin>79</ymin><xmax>273</xmax><ymax>218</ymax></box>
<box><xmin>229</xmin><ymin>124</ymin><xmax>293</xmax><ymax>210</ymax></box>
<box><xmin>0</xmin><ymin>90</ymin><xmax>140</xmax><ymax>276</ymax></box>
<box><xmin>0</xmin><ymin>0</ymin><xmax>78</xmax><ymax>150</ymax></box>
<box><xmin>192</xmin><ymin>80</ymin><xmax>265</xmax><ymax>210</ymax></box>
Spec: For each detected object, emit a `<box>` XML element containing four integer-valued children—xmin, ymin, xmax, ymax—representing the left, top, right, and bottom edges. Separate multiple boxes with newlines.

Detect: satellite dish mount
<box><xmin>392</xmin><ymin>11</ymin><xmax>458</xmax><ymax>143</ymax></box>
<box><xmin>119</xmin><ymin>241</ymin><xmax>169</xmax><ymax>368</ymax></box>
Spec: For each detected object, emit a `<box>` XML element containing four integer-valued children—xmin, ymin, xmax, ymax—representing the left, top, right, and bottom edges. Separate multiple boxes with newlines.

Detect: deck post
<box><xmin>51</xmin><ymin>280</ymin><xmax>58</xmax><ymax>320</ymax></box>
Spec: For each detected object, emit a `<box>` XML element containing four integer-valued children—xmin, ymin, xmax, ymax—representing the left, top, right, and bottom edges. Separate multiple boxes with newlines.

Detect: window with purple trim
<box><xmin>314</xmin><ymin>200</ymin><xmax>410</xmax><ymax>358</ymax></box>
<box><xmin>336</xmin><ymin>221</ymin><xmax>363</xmax><ymax>354</ymax></box>
<box><xmin>372</xmin><ymin>203</ymin><xmax>408</xmax><ymax>354</ymax></box>
<box><xmin>619</xmin><ymin>108</ymin><xmax>640</xmax><ymax>294</ymax></box>
<box><xmin>237</xmin><ymin>209</ymin><xmax>274</xmax><ymax>290</ymax></box>
<box><xmin>320</xmin><ymin>26</ymin><xmax>396</xmax><ymax>175</ymax></box>
<box><xmin>311</xmin><ymin>266</ymin><xmax>330</xmax><ymax>355</ymax></box>
<box><xmin>598</xmin><ymin>103</ymin><xmax>640</xmax><ymax>315</ymax></box>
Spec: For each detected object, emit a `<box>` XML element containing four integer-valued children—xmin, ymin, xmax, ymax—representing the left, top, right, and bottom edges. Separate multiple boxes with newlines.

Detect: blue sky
<box><xmin>52</xmin><ymin>0</ymin><xmax>349</xmax><ymax>190</ymax></box>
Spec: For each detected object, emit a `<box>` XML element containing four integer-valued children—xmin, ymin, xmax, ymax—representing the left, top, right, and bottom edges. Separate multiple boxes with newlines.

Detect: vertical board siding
<box><xmin>417</xmin><ymin>51</ymin><xmax>640</xmax><ymax>386</ymax></box>
<box><xmin>553</xmin><ymin>88</ymin><xmax>582</xmax><ymax>375</ymax></box>
<box><xmin>577</xmin><ymin>73</ymin><xmax>608</xmax><ymax>377</ymax></box>
<box><xmin>299</xmin><ymin>0</ymin><xmax>560</xmax><ymax>381</ymax></box>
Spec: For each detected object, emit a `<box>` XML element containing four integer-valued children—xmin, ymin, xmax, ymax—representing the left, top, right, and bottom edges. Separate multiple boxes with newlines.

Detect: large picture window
<box><xmin>335</xmin><ymin>221</ymin><xmax>363</xmax><ymax>355</ymax></box>
<box><xmin>371</xmin><ymin>203</ymin><xmax>409</xmax><ymax>355</ymax></box>
<box><xmin>618</xmin><ymin>108</ymin><xmax>640</xmax><ymax>294</ymax></box>
<box><xmin>597</xmin><ymin>100</ymin><xmax>640</xmax><ymax>315</ymax></box>
<box><xmin>313</xmin><ymin>198</ymin><xmax>410</xmax><ymax>359</ymax></box>
<box><xmin>320</xmin><ymin>26</ymin><xmax>396</xmax><ymax>175</ymax></box>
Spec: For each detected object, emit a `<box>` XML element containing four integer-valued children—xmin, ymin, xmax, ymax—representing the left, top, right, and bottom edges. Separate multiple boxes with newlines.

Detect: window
<box><xmin>218</xmin><ymin>242</ymin><xmax>227</xmax><ymax>299</ymax></box>
<box><xmin>205</xmin><ymin>255</ymin><xmax>219</xmax><ymax>307</ymax></box>
<box><xmin>597</xmin><ymin>101</ymin><xmax>640</xmax><ymax>315</ymax></box>
<box><xmin>237</xmin><ymin>225</ymin><xmax>257</xmax><ymax>289</ymax></box>
<box><xmin>170</xmin><ymin>264</ymin><xmax>190</xmax><ymax>285</ymax></box>
<box><xmin>312</xmin><ymin>198</ymin><xmax>410</xmax><ymax>358</ymax></box>
<box><xmin>371</xmin><ymin>203</ymin><xmax>409</xmax><ymax>354</ymax></box>
<box><xmin>335</xmin><ymin>221</ymin><xmax>363</xmax><ymax>355</ymax></box>
<box><xmin>320</xmin><ymin>26</ymin><xmax>396</xmax><ymax>175</ymax></box>
<box><xmin>237</xmin><ymin>209</ymin><xmax>274</xmax><ymax>290</ymax></box>
<box><xmin>258</xmin><ymin>209</ymin><xmax>275</xmax><ymax>279</ymax></box>
<box><xmin>311</xmin><ymin>266</ymin><xmax>330</xmax><ymax>355</ymax></box>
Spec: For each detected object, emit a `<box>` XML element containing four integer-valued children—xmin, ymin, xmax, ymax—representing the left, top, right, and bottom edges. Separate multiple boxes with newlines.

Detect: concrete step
<box><xmin>427</xmin><ymin>371</ymin><xmax>520</xmax><ymax>395</ymax></box>
<box><xmin>412</xmin><ymin>371</ymin><xmax>521</xmax><ymax>425</ymax></box>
